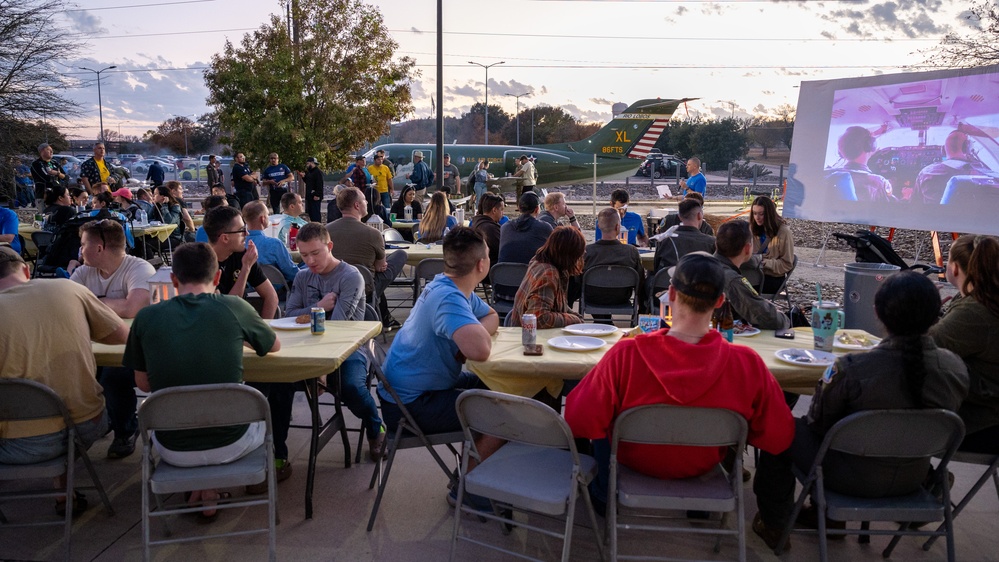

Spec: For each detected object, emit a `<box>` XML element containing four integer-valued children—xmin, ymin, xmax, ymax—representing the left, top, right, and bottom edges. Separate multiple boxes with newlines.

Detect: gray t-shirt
<box><xmin>70</xmin><ymin>255</ymin><xmax>156</xmax><ymax>300</ymax></box>
<box><xmin>285</xmin><ymin>261</ymin><xmax>365</xmax><ymax>320</ymax></box>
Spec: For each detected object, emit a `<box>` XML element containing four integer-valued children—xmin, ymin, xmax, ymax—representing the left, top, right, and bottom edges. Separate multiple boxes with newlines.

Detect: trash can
<box><xmin>843</xmin><ymin>263</ymin><xmax>900</xmax><ymax>337</ymax></box>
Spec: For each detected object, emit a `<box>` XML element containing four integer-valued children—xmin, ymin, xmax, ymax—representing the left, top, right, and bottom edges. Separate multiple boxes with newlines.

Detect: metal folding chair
<box><xmin>646</xmin><ymin>268</ymin><xmax>672</xmax><ymax>313</ymax></box>
<box><xmin>413</xmin><ymin>258</ymin><xmax>445</xmax><ymax>303</ymax></box>
<box><xmin>580</xmin><ymin>265</ymin><xmax>641</xmax><ymax>325</ymax></box>
<box><xmin>923</xmin><ymin>451</ymin><xmax>999</xmax><ymax>551</ymax></box>
<box><xmin>0</xmin><ymin>379</ymin><xmax>114</xmax><ymax>561</ymax></box>
<box><xmin>773</xmin><ymin>409</ymin><xmax>965</xmax><ymax>562</ymax></box>
<box><xmin>259</xmin><ymin>263</ymin><xmax>290</xmax><ymax>304</ymax></box>
<box><xmin>382</xmin><ymin>228</ymin><xmax>405</xmax><ymax>242</ymax></box>
<box><xmin>138</xmin><ymin>383</ymin><xmax>277</xmax><ymax>562</ymax></box>
<box><xmin>489</xmin><ymin>262</ymin><xmax>528</xmax><ymax>317</ymax></box>
<box><xmin>367</xmin><ymin>361</ymin><xmax>464</xmax><ymax>532</ymax></box>
<box><xmin>451</xmin><ymin>389</ymin><xmax>604</xmax><ymax>562</ymax></box>
<box><xmin>758</xmin><ymin>255</ymin><xmax>798</xmax><ymax>310</ymax></box>
<box><xmin>609</xmin><ymin>405</ymin><xmax>748</xmax><ymax>562</ymax></box>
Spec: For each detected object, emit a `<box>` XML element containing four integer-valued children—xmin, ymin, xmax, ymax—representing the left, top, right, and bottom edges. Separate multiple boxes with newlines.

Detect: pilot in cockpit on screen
<box><xmin>825</xmin><ymin>125</ymin><xmax>896</xmax><ymax>203</ymax></box>
<box><xmin>915</xmin><ymin>126</ymin><xmax>995</xmax><ymax>205</ymax></box>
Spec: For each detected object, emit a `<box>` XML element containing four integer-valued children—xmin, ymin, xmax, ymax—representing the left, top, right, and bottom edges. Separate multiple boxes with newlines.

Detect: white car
<box><xmin>52</xmin><ymin>154</ymin><xmax>83</xmax><ymax>185</ymax></box>
<box><xmin>131</xmin><ymin>159</ymin><xmax>176</xmax><ymax>176</ymax></box>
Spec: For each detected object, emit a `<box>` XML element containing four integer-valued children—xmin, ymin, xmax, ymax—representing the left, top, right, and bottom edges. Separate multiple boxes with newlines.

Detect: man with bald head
<box><xmin>916</xmin><ymin>126</ymin><xmax>994</xmax><ymax>204</ymax></box>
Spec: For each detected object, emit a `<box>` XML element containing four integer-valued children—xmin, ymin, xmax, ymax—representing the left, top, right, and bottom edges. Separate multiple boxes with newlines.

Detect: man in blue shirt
<box><xmin>262</xmin><ymin>153</ymin><xmax>294</xmax><ymax>214</ymax></box>
<box><xmin>681</xmin><ymin>157</ymin><xmax>707</xmax><ymax>197</ymax></box>
<box><xmin>406</xmin><ymin>150</ymin><xmax>435</xmax><ymax>200</ymax></box>
<box><xmin>594</xmin><ymin>188</ymin><xmax>647</xmax><ymax>246</ymax></box>
<box><xmin>0</xmin><ymin>196</ymin><xmax>22</xmax><ymax>254</ymax></box>
<box><xmin>242</xmin><ymin>201</ymin><xmax>301</xmax><ymax>288</ymax></box>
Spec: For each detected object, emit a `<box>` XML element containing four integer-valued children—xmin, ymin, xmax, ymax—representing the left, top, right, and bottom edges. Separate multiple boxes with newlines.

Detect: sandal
<box><xmin>55</xmin><ymin>490</ymin><xmax>88</xmax><ymax>517</ymax></box>
<box><xmin>197</xmin><ymin>491</ymin><xmax>232</xmax><ymax>524</ymax></box>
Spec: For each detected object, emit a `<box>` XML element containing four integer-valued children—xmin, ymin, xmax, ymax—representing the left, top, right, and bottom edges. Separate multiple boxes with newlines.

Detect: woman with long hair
<box><xmin>416</xmin><ymin>192</ymin><xmax>457</xmax><ymax>243</ymax></box>
<box><xmin>42</xmin><ymin>185</ymin><xmax>77</xmax><ymax>230</ymax></box>
<box><xmin>930</xmin><ymin>235</ymin><xmax>999</xmax><ymax>453</ymax></box>
<box><xmin>511</xmin><ymin>226</ymin><xmax>585</xmax><ymax>329</ymax></box>
<box><xmin>745</xmin><ymin>195</ymin><xmax>794</xmax><ymax>293</ymax></box>
<box><xmin>472</xmin><ymin>160</ymin><xmax>491</xmax><ymax>205</ymax></box>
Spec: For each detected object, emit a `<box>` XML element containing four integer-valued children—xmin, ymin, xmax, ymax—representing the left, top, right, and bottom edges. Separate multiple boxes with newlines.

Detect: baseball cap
<box><xmin>668</xmin><ymin>252</ymin><xmax>725</xmax><ymax>301</ymax></box>
<box><xmin>0</xmin><ymin>245</ymin><xmax>25</xmax><ymax>265</ymax></box>
<box><xmin>111</xmin><ymin>187</ymin><xmax>133</xmax><ymax>200</ymax></box>
<box><xmin>443</xmin><ymin>153</ymin><xmax>451</xmax><ymax>158</ymax></box>
<box><xmin>518</xmin><ymin>191</ymin><xmax>541</xmax><ymax>213</ymax></box>
<box><xmin>306</xmin><ymin>157</ymin><xmax>318</xmax><ymax>164</ymax></box>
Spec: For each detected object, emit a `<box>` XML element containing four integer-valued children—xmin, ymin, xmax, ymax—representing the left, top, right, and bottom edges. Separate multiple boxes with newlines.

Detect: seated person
<box><xmin>930</xmin><ymin>235</ymin><xmax>999</xmax><ymax>454</ymax></box>
<box><xmin>742</xmin><ymin>196</ymin><xmax>794</xmax><ymax>293</ymax></box>
<box><xmin>133</xmin><ymin>187</ymin><xmax>155</xmax><ymax>216</ymax></box>
<box><xmin>574</xmin><ymin>208</ymin><xmax>645</xmax><ymax>310</ymax></box>
<box><xmin>195</xmin><ymin>195</ymin><xmax>229</xmax><ymax>243</ymax></box>
<box><xmin>438</xmin><ymin>186</ymin><xmax>457</xmax><ymax>215</ymax></box>
<box><xmin>166</xmin><ymin>181</ymin><xmax>196</xmax><ymax>243</ymax></box>
<box><xmin>275</xmin><ymin>192</ymin><xmax>308</xmax><ymax>244</ymax></box>
<box><xmin>652</xmin><ymin>198</ymin><xmax>716</xmax><ymax>274</ymax></box>
<box><xmin>70</xmin><ymin>220</ymin><xmax>155</xmax><ymax>458</ymax></box>
<box><xmin>0</xmin><ymin>245</ymin><xmax>129</xmax><ymax>474</ymax></box>
<box><xmin>111</xmin><ymin>188</ymin><xmax>140</xmax><ymax>221</ymax></box>
<box><xmin>0</xmin><ymin>196</ymin><xmax>21</xmax><ymax>255</ymax></box>
<box><xmin>211</xmin><ymin>185</ymin><xmax>242</xmax><ymax>211</ymax></box>
<box><xmin>150</xmin><ymin>185</ymin><xmax>185</xmax><ymax>246</ymax></box>
<box><xmin>657</xmin><ymin>191</ymin><xmax>714</xmax><ymax>235</ymax></box>
<box><xmin>565</xmin><ymin>252</ymin><xmax>793</xmax><ymax>512</ymax></box>
<box><xmin>497</xmin><ymin>191</ymin><xmax>552</xmax><ymax>265</ymax></box>
<box><xmin>594</xmin><ymin>188</ymin><xmax>647</xmax><ymax>246</ymax></box>
<box><xmin>511</xmin><ymin>226</ymin><xmax>585</xmax><ymax>329</ymax></box>
<box><xmin>917</xmin><ymin>127</ymin><xmax>995</xmax><ymax>204</ymax></box>
<box><xmin>539</xmin><ymin>191</ymin><xmax>580</xmax><ymax>231</ymax></box>
<box><xmin>123</xmin><ymin>242</ymin><xmax>280</xmax><ymax>519</ymax></box>
<box><xmin>416</xmin><ymin>192</ymin><xmax>457</xmax><ymax>243</ymax></box>
<box><xmin>285</xmin><ymin>223</ymin><xmax>385</xmax><ymax>460</ymax></box>
<box><xmin>713</xmin><ymin>220</ymin><xmax>790</xmax><ymax>330</ymax></box>
<box><xmin>243</xmin><ymin>201</ymin><xmax>300</xmax><ymax>288</ymax></box>
<box><xmin>42</xmin><ymin>185</ymin><xmax>78</xmax><ymax>231</ymax></box>
<box><xmin>70</xmin><ymin>187</ymin><xmax>90</xmax><ymax>209</ymax></box>
<box><xmin>390</xmin><ymin>185</ymin><xmax>424</xmax><ymax>227</ymax></box>
<box><xmin>81</xmin><ymin>192</ymin><xmax>134</xmax><ymax>248</ymax></box>
<box><xmin>753</xmin><ymin>271</ymin><xmax>969</xmax><ymax>549</ymax></box>
<box><xmin>470</xmin><ymin>192</ymin><xmax>503</xmax><ymax>267</ymax></box>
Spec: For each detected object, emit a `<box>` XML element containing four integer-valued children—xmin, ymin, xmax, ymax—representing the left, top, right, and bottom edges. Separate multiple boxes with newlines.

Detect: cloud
<box><xmin>589</xmin><ymin>97</ymin><xmax>614</xmax><ymax>106</ymax></box>
<box><xmin>540</xmin><ymin>86</ymin><xmax>548</xmax><ymax>95</ymax></box>
<box><xmin>821</xmin><ymin>0</ymin><xmax>949</xmax><ymax>38</ymax></box>
<box><xmin>562</xmin><ymin>103</ymin><xmax>605</xmax><ymax>123</ymax></box>
<box><xmin>446</xmin><ymin>83</ymin><xmax>480</xmax><ymax>98</ymax></box>
<box><xmin>762</xmin><ymin>90</ymin><xmax>774</xmax><ymax>96</ymax></box>
<box><xmin>490</xmin><ymin>79</ymin><xmax>534</xmax><ymax>96</ymax></box>
<box><xmin>675</xmin><ymin>6</ymin><xmax>687</xmax><ymax>16</ymax></box>
<box><xmin>65</xmin><ymin>10</ymin><xmax>107</xmax><ymax>35</ymax></box>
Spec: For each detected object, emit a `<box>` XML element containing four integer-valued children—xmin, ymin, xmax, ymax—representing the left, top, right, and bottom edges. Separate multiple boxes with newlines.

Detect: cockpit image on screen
<box><xmin>785</xmin><ymin>65</ymin><xmax>999</xmax><ymax>236</ymax></box>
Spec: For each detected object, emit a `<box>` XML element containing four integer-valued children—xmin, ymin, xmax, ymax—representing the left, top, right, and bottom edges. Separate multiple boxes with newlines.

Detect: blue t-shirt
<box><xmin>594</xmin><ymin>211</ymin><xmax>646</xmax><ymax>246</ymax></box>
<box><xmin>195</xmin><ymin>226</ymin><xmax>208</xmax><ymax>243</ymax></box>
<box><xmin>380</xmin><ymin>274</ymin><xmax>491</xmax><ymax>404</ymax></box>
<box><xmin>246</xmin><ymin>230</ymin><xmax>299</xmax><ymax>285</ymax></box>
<box><xmin>686</xmin><ymin>172</ymin><xmax>706</xmax><ymax>196</ymax></box>
<box><xmin>263</xmin><ymin>164</ymin><xmax>292</xmax><ymax>189</ymax></box>
<box><xmin>0</xmin><ymin>207</ymin><xmax>21</xmax><ymax>254</ymax></box>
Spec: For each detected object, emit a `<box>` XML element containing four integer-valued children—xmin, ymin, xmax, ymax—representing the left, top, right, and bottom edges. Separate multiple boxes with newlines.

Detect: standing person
<box><xmin>538</xmin><ymin>191</ymin><xmax>580</xmax><ymax>231</ymax></box>
<box><xmin>301</xmin><ymin>157</ymin><xmax>324</xmax><ymax>222</ymax></box>
<box><xmin>565</xmin><ymin>252</ymin><xmax>794</xmax><ymax>515</ymax></box>
<box><xmin>406</xmin><ymin>150</ymin><xmax>435</xmax><ymax>200</ymax></box>
<box><xmin>367</xmin><ymin>153</ymin><xmax>394</xmax><ymax>213</ymax></box>
<box><xmin>714</xmin><ymin>220</ymin><xmax>790</xmax><ymax>330</ymax></box>
<box><xmin>470</xmin><ymin>192</ymin><xmax>503</xmax><ymax>266</ymax></box>
<box><xmin>261</xmin><ymin>153</ymin><xmax>294</xmax><ymax>213</ymax></box>
<box><xmin>0</xmin><ymin>246</ymin><xmax>129</xmax><ymax>515</ymax></box>
<box><xmin>497</xmin><ymin>191</ymin><xmax>553</xmax><ymax>265</ymax></box>
<box><xmin>285</xmin><ymin>223</ymin><xmax>386</xmax><ymax>460</ymax></box>
<box><xmin>206</xmin><ymin>155</ymin><xmax>224</xmax><ymax>190</ymax></box>
<box><xmin>441</xmin><ymin>153</ymin><xmax>461</xmax><ymax>195</ymax></box>
<box><xmin>513</xmin><ymin>155</ymin><xmax>537</xmax><ymax>193</ymax></box>
<box><xmin>145</xmin><ymin>159</ymin><xmax>165</xmax><ymax>188</ymax></box>
<box><xmin>30</xmin><ymin>143</ymin><xmax>66</xmax><ymax>207</ymax></box>
<box><xmin>743</xmin><ymin>196</ymin><xmax>794</xmax><ymax>293</ymax></box>
<box><xmin>594</xmin><ymin>188</ymin><xmax>647</xmax><ymax>246</ymax></box>
<box><xmin>231</xmin><ymin>152</ymin><xmax>260</xmax><ymax>208</ymax></box>
<box><xmin>753</xmin><ymin>272</ymin><xmax>968</xmax><ymax>550</ymax></box>
<box><xmin>69</xmin><ymin>220</ymin><xmax>155</xmax><ymax>459</ymax></box>
<box><xmin>79</xmin><ymin>142</ymin><xmax>111</xmax><ymax>193</ymax></box>
<box><xmin>679</xmin><ymin>157</ymin><xmax>706</xmax><ymax>197</ymax></box>
<box><xmin>510</xmin><ymin>226</ymin><xmax>585</xmax><ymax>329</ymax></box>
<box><xmin>471</xmin><ymin>160</ymin><xmax>492</xmax><ymax>205</ymax></box>
<box><xmin>123</xmin><ymin>242</ymin><xmax>281</xmax><ymax>519</ymax></box>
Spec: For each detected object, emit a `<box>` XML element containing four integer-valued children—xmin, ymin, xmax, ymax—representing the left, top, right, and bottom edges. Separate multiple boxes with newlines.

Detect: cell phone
<box><xmin>775</xmin><ymin>328</ymin><xmax>795</xmax><ymax>340</ymax></box>
<box><xmin>523</xmin><ymin>344</ymin><xmax>544</xmax><ymax>356</ymax></box>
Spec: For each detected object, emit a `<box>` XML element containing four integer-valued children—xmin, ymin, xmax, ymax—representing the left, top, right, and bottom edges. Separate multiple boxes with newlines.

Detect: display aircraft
<box><xmin>362</xmin><ymin>98</ymin><xmax>694</xmax><ymax>194</ymax></box>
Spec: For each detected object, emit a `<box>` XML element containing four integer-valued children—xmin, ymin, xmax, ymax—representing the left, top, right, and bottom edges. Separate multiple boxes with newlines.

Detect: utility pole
<box><xmin>468</xmin><ymin>61</ymin><xmax>504</xmax><ymax>145</ymax></box>
<box><xmin>505</xmin><ymin>92</ymin><xmax>530</xmax><ymax>146</ymax></box>
<box><xmin>435</xmin><ymin>0</ymin><xmax>443</xmax><ymax>189</ymax></box>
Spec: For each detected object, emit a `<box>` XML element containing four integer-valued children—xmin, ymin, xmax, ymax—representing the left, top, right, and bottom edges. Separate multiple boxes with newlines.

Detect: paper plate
<box><xmin>732</xmin><ymin>325</ymin><xmax>761</xmax><ymax>337</ymax></box>
<box><xmin>269</xmin><ymin>317</ymin><xmax>312</xmax><ymax>330</ymax></box>
<box><xmin>548</xmin><ymin>336</ymin><xmax>606</xmax><ymax>352</ymax></box>
<box><xmin>833</xmin><ymin>332</ymin><xmax>881</xmax><ymax>350</ymax></box>
<box><xmin>774</xmin><ymin>348</ymin><xmax>836</xmax><ymax>367</ymax></box>
<box><xmin>562</xmin><ymin>323</ymin><xmax>618</xmax><ymax>337</ymax></box>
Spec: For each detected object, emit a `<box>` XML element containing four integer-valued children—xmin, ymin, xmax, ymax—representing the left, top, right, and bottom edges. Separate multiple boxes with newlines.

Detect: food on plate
<box><xmin>732</xmin><ymin>321</ymin><xmax>756</xmax><ymax>335</ymax></box>
<box><xmin>295</xmin><ymin>313</ymin><xmax>311</xmax><ymax>324</ymax></box>
<box><xmin>837</xmin><ymin>332</ymin><xmax>876</xmax><ymax>348</ymax></box>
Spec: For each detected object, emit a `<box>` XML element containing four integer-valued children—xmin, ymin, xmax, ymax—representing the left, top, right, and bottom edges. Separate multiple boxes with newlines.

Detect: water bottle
<box><xmin>137</xmin><ymin>208</ymin><xmax>147</xmax><ymax>225</ymax></box>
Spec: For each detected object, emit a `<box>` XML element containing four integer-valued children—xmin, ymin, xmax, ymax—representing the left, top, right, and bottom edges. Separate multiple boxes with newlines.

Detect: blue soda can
<box><xmin>310</xmin><ymin>307</ymin><xmax>325</xmax><ymax>335</ymax></box>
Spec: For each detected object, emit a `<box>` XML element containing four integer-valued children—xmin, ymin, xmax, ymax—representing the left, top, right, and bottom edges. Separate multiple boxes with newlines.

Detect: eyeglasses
<box><xmin>223</xmin><ymin>227</ymin><xmax>248</xmax><ymax>236</ymax></box>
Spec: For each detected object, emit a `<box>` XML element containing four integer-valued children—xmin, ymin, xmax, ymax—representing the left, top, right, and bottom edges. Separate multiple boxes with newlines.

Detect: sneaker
<box><xmin>752</xmin><ymin>513</ymin><xmax>790</xmax><ymax>552</ymax></box>
<box><xmin>382</xmin><ymin>317</ymin><xmax>402</xmax><ymax>332</ymax></box>
<box><xmin>446</xmin><ymin>486</ymin><xmax>493</xmax><ymax>513</ymax></box>
<box><xmin>246</xmin><ymin>460</ymin><xmax>293</xmax><ymax>494</ymax></box>
<box><xmin>368</xmin><ymin>425</ymin><xmax>386</xmax><ymax>462</ymax></box>
<box><xmin>106</xmin><ymin>431</ymin><xmax>137</xmax><ymax>459</ymax></box>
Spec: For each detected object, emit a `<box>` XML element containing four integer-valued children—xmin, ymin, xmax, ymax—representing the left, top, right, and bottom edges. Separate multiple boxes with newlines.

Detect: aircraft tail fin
<box><xmin>562</xmin><ymin>98</ymin><xmax>694</xmax><ymax>159</ymax></box>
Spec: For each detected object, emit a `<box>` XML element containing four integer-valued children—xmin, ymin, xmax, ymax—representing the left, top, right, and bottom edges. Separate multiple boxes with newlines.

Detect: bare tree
<box><xmin>921</xmin><ymin>1</ymin><xmax>999</xmax><ymax>68</ymax></box>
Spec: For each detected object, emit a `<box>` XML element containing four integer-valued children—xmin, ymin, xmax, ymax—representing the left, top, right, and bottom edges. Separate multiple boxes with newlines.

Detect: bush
<box><xmin>730</xmin><ymin>161</ymin><xmax>772</xmax><ymax>179</ymax></box>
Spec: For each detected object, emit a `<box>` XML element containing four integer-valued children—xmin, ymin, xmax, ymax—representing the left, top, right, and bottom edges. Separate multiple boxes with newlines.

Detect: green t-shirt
<box><xmin>124</xmin><ymin>292</ymin><xmax>277</xmax><ymax>451</ymax></box>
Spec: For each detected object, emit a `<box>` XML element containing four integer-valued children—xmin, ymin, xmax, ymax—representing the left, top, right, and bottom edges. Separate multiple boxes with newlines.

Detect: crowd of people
<box><xmin>3</xmin><ymin>151</ymin><xmax>999</xmax><ymax>557</ymax></box>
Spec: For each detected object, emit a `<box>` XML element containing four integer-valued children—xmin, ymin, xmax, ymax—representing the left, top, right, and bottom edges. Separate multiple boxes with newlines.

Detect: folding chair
<box><xmin>382</xmin><ymin>228</ymin><xmax>405</xmax><ymax>242</ymax></box>
<box><xmin>413</xmin><ymin>258</ymin><xmax>445</xmax><ymax>302</ymax></box>
<box><xmin>758</xmin><ymin>255</ymin><xmax>797</xmax><ymax>310</ymax></box>
<box><xmin>259</xmin><ymin>263</ymin><xmax>290</xmax><ymax>305</ymax></box>
<box><xmin>923</xmin><ymin>452</ymin><xmax>999</xmax><ymax>551</ymax></box>
<box><xmin>773</xmin><ymin>409</ymin><xmax>965</xmax><ymax>562</ymax></box>
<box><xmin>646</xmin><ymin>268</ymin><xmax>672</xmax><ymax>313</ymax></box>
<box><xmin>451</xmin><ymin>389</ymin><xmax>604</xmax><ymax>562</ymax></box>
<box><xmin>367</xmin><ymin>361</ymin><xmax>464</xmax><ymax>531</ymax></box>
<box><xmin>580</xmin><ymin>265</ymin><xmax>641</xmax><ymax>326</ymax></box>
<box><xmin>0</xmin><ymin>379</ymin><xmax>115</xmax><ymax>561</ymax></box>
<box><xmin>30</xmin><ymin>231</ymin><xmax>54</xmax><ymax>278</ymax></box>
<box><xmin>609</xmin><ymin>405</ymin><xmax>748</xmax><ymax>562</ymax></box>
<box><xmin>138</xmin><ymin>384</ymin><xmax>277</xmax><ymax>562</ymax></box>
<box><xmin>489</xmin><ymin>262</ymin><xmax>528</xmax><ymax>317</ymax></box>
<box><xmin>356</xmin><ymin>263</ymin><xmax>380</xmax><ymax>317</ymax></box>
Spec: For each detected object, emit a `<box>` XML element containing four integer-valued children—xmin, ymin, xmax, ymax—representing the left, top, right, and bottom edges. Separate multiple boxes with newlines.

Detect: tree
<box><xmin>457</xmin><ymin>103</ymin><xmax>511</xmax><ymax>144</ymax></box>
<box><xmin>0</xmin><ymin>118</ymin><xmax>68</xmax><ymax>199</ymax></box>
<box><xmin>204</xmin><ymin>0</ymin><xmax>416</xmax><ymax>172</ymax></box>
<box><xmin>522</xmin><ymin>106</ymin><xmax>578</xmax><ymax>145</ymax></box>
<box><xmin>657</xmin><ymin>117</ymin><xmax>702</xmax><ymax>159</ymax></box>
<box><xmin>773</xmin><ymin>103</ymin><xmax>796</xmax><ymax>150</ymax></box>
<box><xmin>922</xmin><ymin>1</ymin><xmax>999</xmax><ymax>67</ymax></box>
<box><xmin>746</xmin><ymin>116</ymin><xmax>783</xmax><ymax>160</ymax></box>
<box><xmin>689</xmin><ymin>118</ymin><xmax>750</xmax><ymax>171</ymax></box>
<box><xmin>145</xmin><ymin>116</ymin><xmax>199</xmax><ymax>156</ymax></box>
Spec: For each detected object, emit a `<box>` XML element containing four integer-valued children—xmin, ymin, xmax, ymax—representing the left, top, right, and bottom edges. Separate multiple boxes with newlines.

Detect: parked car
<box><xmin>119</xmin><ymin>154</ymin><xmax>144</xmax><ymax>165</ymax></box>
<box><xmin>52</xmin><ymin>154</ymin><xmax>83</xmax><ymax>185</ymax></box>
<box><xmin>131</xmin><ymin>158</ymin><xmax>176</xmax><ymax>177</ymax></box>
<box><xmin>638</xmin><ymin>154</ymin><xmax>687</xmax><ymax>180</ymax></box>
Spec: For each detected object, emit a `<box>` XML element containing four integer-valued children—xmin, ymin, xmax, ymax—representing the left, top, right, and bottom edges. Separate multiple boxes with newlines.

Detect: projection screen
<box><xmin>784</xmin><ymin>64</ymin><xmax>999</xmax><ymax>235</ymax></box>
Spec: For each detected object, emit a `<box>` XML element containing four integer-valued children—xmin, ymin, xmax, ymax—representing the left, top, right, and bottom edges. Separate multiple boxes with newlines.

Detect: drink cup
<box><xmin>389</xmin><ymin>213</ymin><xmax>397</xmax><ymax>222</ymax></box>
<box><xmin>811</xmin><ymin>301</ymin><xmax>844</xmax><ymax>351</ymax></box>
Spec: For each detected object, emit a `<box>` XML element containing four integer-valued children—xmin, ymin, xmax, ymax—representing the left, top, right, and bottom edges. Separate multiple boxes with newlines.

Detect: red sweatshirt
<box><xmin>565</xmin><ymin>328</ymin><xmax>794</xmax><ymax>479</ymax></box>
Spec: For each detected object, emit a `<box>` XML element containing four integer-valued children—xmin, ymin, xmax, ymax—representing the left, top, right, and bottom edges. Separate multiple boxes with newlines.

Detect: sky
<box><xmin>55</xmin><ymin>0</ymin><xmax>980</xmax><ymax>141</ymax></box>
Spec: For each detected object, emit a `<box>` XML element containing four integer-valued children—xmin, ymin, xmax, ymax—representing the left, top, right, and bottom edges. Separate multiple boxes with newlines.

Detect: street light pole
<box><xmin>468</xmin><ymin>60</ymin><xmax>504</xmax><ymax>145</ymax></box>
<box><xmin>79</xmin><ymin>65</ymin><xmax>117</xmax><ymax>142</ymax></box>
<box><xmin>504</xmin><ymin>92</ymin><xmax>530</xmax><ymax>146</ymax></box>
